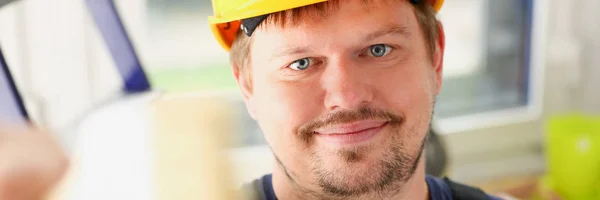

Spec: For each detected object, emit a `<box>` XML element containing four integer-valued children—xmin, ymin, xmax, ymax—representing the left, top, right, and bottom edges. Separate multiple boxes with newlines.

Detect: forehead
<box><xmin>250</xmin><ymin>0</ymin><xmax>418</xmax><ymax>55</ymax></box>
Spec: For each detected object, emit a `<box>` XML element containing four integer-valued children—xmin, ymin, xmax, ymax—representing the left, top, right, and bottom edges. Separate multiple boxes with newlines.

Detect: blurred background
<box><xmin>0</xmin><ymin>0</ymin><xmax>599</xmax><ymax>199</ymax></box>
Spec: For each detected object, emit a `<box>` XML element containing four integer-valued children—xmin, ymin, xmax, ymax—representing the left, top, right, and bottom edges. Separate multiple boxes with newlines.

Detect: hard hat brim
<box><xmin>209</xmin><ymin>20</ymin><xmax>241</xmax><ymax>51</ymax></box>
<box><xmin>210</xmin><ymin>0</ymin><xmax>444</xmax><ymax>52</ymax></box>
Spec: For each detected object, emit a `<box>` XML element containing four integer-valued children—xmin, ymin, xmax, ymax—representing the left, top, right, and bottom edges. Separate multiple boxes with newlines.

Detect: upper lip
<box><xmin>314</xmin><ymin>120</ymin><xmax>388</xmax><ymax>135</ymax></box>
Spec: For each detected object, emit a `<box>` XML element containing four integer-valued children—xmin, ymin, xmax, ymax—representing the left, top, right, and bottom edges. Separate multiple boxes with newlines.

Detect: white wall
<box><xmin>573</xmin><ymin>0</ymin><xmax>600</xmax><ymax>112</ymax></box>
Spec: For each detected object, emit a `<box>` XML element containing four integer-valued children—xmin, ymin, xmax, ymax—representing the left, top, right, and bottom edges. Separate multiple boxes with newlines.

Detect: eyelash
<box><xmin>282</xmin><ymin>44</ymin><xmax>399</xmax><ymax>72</ymax></box>
<box><xmin>359</xmin><ymin>44</ymin><xmax>396</xmax><ymax>58</ymax></box>
<box><xmin>284</xmin><ymin>58</ymin><xmax>321</xmax><ymax>73</ymax></box>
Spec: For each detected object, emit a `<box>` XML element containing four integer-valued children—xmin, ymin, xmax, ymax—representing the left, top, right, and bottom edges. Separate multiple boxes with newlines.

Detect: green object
<box><xmin>545</xmin><ymin>114</ymin><xmax>600</xmax><ymax>200</ymax></box>
<box><xmin>148</xmin><ymin>65</ymin><xmax>238</xmax><ymax>92</ymax></box>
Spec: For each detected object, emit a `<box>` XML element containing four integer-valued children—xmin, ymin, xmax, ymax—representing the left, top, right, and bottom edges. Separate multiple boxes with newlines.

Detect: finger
<box><xmin>0</xmin><ymin>127</ymin><xmax>68</xmax><ymax>200</ymax></box>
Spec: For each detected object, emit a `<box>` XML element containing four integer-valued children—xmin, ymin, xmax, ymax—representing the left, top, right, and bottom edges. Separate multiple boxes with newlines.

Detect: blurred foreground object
<box><xmin>539</xmin><ymin>114</ymin><xmax>600</xmax><ymax>200</ymax></box>
<box><xmin>41</xmin><ymin>1</ymin><xmax>240</xmax><ymax>198</ymax></box>
<box><xmin>45</xmin><ymin>92</ymin><xmax>241</xmax><ymax>200</ymax></box>
<box><xmin>0</xmin><ymin>126</ymin><xmax>68</xmax><ymax>200</ymax></box>
<box><xmin>152</xmin><ymin>93</ymin><xmax>239</xmax><ymax>200</ymax></box>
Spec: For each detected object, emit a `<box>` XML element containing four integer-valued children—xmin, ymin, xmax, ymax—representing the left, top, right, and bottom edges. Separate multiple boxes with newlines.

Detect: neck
<box><xmin>272</xmin><ymin>158</ymin><xmax>430</xmax><ymax>200</ymax></box>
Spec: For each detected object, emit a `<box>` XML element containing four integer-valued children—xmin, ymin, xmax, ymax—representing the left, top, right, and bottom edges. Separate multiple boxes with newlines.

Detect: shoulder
<box><xmin>242</xmin><ymin>174</ymin><xmax>503</xmax><ymax>200</ymax></box>
<box><xmin>426</xmin><ymin>175</ymin><xmax>504</xmax><ymax>200</ymax></box>
<box><xmin>240</xmin><ymin>174</ymin><xmax>276</xmax><ymax>200</ymax></box>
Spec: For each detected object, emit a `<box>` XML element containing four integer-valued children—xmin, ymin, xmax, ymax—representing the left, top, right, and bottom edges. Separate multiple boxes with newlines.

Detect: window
<box><xmin>434</xmin><ymin>0</ymin><xmax>534</xmax><ymax>119</ymax></box>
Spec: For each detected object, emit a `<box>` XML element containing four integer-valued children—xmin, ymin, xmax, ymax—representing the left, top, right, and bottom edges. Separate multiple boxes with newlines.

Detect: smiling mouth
<box><xmin>314</xmin><ymin>120</ymin><xmax>389</xmax><ymax>146</ymax></box>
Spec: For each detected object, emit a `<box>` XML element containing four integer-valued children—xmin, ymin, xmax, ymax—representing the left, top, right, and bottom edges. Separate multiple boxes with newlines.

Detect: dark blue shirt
<box><xmin>249</xmin><ymin>174</ymin><xmax>502</xmax><ymax>200</ymax></box>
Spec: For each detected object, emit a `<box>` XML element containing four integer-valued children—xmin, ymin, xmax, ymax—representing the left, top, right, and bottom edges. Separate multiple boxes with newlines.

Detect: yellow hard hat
<box><xmin>208</xmin><ymin>0</ymin><xmax>445</xmax><ymax>52</ymax></box>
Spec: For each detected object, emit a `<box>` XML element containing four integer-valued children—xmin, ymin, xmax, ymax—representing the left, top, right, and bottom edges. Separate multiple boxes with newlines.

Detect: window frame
<box><xmin>434</xmin><ymin>0</ymin><xmax>546</xmax><ymax>135</ymax></box>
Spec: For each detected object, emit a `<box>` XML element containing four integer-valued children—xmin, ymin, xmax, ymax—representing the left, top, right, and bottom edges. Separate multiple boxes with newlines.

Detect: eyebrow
<box><xmin>363</xmin><ymin>24</ymin><xmax>411</xmax><ymax>42</ymax></box>
<box><xmin>270</xmin><ymin>24</ymin><xmax>411</xmax><ymax>60</ymax></box>
<box><xmin>271</xmin><ymin>46</ymin><xmax>312</xmax><ymax>60</ymax></box>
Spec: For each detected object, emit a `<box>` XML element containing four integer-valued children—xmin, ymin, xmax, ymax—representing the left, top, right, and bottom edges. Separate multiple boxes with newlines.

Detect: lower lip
<box><xmin>315</xmin><ymin>123</ymin><xmax>387</xmax><ymax>146</ymax></box>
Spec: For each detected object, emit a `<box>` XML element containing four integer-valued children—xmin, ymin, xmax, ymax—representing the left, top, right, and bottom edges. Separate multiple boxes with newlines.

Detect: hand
<box><xmin>0</xmin><ymin>125</ymin><xmax>68</xmax><ymax>200</ymax></box>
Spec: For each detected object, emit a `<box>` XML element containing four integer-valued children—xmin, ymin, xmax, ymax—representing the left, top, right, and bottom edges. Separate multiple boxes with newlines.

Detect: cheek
<box><xmin>376</xmin><ymin>62</ymin><xmax>435</xmax><ymax>136</ymax></box>
<box><xmin>378</xmin><ymin>62</ymin><xmax>435</xmax><ymax>107</ymax></box>
<box><xmin>251</xmin><ymin>67</ymin><xmax>323</xmax><ymax>145</ymax></box>
<box><xmin>250</xmin><ymin>73</ymin><xmax>323</xmax><ymax>174</ymax></box>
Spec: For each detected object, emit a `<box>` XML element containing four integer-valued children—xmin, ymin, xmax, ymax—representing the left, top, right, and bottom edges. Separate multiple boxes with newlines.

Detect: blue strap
<box><xmin>0</xmin><ymin>45</ymin><xmax>28</xmax><ymax>121</ymax></box>
<box><xmin>84</xmin><ymin>0</ymin><xmax>151</xmax><ymax>93</ymax></box>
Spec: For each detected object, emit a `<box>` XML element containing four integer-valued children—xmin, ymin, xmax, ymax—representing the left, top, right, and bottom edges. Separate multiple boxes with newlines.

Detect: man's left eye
<box><xmin>368</xmin><ymin>44</ymin><xmax>392</xmax><ymax>57</ymax></box>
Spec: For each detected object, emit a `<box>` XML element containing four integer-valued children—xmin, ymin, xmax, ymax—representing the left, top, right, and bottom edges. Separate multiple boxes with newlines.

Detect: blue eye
<box><xmin>369</xmin><ymin>44</ymin><xmax>392</xmax><ymax>57</ymax></box>
<box><xmin>289</xmin><ymin>58</ymin><xmax>312</xmax><ymax>71</ymax></box>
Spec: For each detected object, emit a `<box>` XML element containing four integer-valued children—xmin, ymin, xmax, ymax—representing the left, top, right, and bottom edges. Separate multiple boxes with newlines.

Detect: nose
<box><xmin>322</xmin><ymin>58</ymin><xmax>374</xmax><ymax>111</ymax></box>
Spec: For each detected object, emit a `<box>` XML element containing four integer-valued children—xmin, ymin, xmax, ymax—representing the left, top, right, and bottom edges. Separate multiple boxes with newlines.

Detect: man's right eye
<box><xmin>288</xmin><ymin>58</ymin><xmax>312</xmax><ymax>71</ymax></box>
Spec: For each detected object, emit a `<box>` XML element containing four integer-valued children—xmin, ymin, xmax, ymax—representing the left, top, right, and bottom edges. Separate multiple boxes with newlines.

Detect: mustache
<box><xmin>297</xmin><ymin>107</ymin><xmax>404</xmax><ymax>141</ymax></box>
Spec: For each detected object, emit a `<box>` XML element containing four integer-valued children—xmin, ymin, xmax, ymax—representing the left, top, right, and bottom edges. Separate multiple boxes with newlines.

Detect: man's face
<box><xmin>236</xmin><ymin>0</ymin><xmax>444</xmax><ymax>197</ymax></box>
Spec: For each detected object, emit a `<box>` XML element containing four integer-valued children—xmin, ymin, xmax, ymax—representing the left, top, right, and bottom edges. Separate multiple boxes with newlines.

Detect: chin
<box><xmin>310</xmin><ymin>133</ymin><xmax>421</xmax><ymax>196</ymax></box>
<box><xmin>313</xmin><ymin>156</ymin><xmax>398</xmax><ymax>197</ymax></box>
<box><xmin>314</xmin><ymin>146</ymin><xmax>388</xmax><ymax>180</ymax></box>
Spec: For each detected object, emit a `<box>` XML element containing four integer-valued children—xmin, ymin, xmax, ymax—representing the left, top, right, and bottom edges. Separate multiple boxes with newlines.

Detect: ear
<box><xmin>232</xmin><ymin>63</ymin><xmax>257</xmax><ymax>119</ymax></box>
<box><xmin>432</xmin><ymin>21</ymin><xmax>446</xmax><ymax>95</ymax></box>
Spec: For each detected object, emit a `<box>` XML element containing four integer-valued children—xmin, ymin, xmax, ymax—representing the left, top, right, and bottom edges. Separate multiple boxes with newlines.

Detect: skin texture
<box><xmin>0</xmin><ymin>125</ymin><xmax>68</xmax><ymax>200</ymax></box>
<box><xmin>233</xmin><ymin>0</ymin><xmax>445</xmax><ymax>199</ymax></box>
